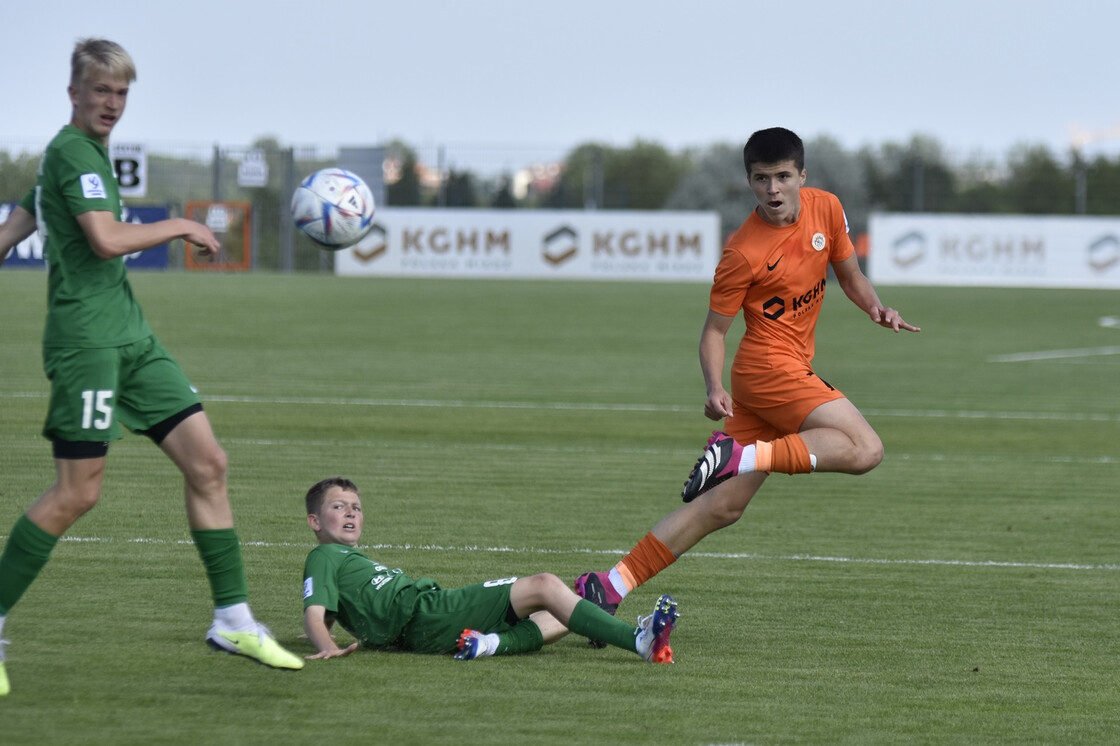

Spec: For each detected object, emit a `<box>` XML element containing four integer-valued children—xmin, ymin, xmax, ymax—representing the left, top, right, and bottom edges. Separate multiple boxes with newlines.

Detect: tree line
<box><xmin>385</xmin><ymin>134</ymin><xmax>1120</xmax><ymax>239</ymax></box>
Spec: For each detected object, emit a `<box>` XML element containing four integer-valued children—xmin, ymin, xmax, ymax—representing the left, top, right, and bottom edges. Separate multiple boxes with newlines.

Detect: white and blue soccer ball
<box><xmin>291</xmin><ymin>168</ymin><xmax>376</xmax><ymax>249</ymax></box>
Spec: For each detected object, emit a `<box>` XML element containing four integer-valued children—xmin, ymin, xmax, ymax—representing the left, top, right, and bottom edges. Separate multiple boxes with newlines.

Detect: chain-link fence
<box><xmin>1</xmin><ymin>138</ymin><xmax>343</xmax><ymax>271</ymax></box>
<box><xmin>0</xmin><ymin>137</ymin><xmax>577</xmax><ymax>272</ymax></box>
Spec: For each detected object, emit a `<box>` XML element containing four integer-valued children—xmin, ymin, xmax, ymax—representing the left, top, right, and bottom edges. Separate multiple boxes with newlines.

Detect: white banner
<box><xmin>869</xmin><ymin>213</ymin><xmax>1120</xmax><ymax>288</ymax></box>
<box><xmin>110</xmin><ymin>142</ymin><xmax>147</xmax><ymax>198</ymax></box>
<box><xmin>238</xmin><ymin>149</ymin><xmax>268</xmax><ymax>187</ymax></box>
<box><xmin>334</xmin><ymin>208</ymin><xmax>721</xmax><ymax>282</ymax></box>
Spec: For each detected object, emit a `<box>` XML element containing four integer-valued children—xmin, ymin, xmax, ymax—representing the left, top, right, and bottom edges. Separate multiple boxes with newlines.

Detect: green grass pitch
<box><xmin>0</xmin><ymin>269</ymin><xmax>1117</xmax><ymax>745</ymax></box>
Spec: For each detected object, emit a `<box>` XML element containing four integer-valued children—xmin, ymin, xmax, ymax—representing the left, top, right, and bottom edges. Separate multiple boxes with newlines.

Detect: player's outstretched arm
<box><xmin>0</xmin><ymin>205</ymin><xmax>37</xmax><ymax>269</ymax></box>
<box><xmin>832</xmin><ymin>255</ymin><xmax>921</xmax><ymax>333</ymax></box>
<box><xmin>303</xmin><ymin>605</ymin><xmax>358</xmax><ymax>660</ymax></box>
<box><xmin>75</xmin><ymin>210</ymin><xmax>221</xmax><ymax>259</ymax></box>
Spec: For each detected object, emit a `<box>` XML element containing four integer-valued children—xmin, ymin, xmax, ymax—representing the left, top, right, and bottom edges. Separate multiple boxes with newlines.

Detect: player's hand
<box><xmin>181</xmin><ymin>219</ymin><xmax>221</xmax><ymax>258</ymax></box>
<box><xmin>305</xmin><ymin>642</ymin><xmax>359</xmax><ymax>660</ymax></box>
<box><xmin>870</xmin><ymin>305</ymin><xmax>921</xmax><ymax>333</ymax></box>
<box><xmin>704</xmin><ymin>388</ymin><xmax>734</xmax><ymax>421</ymax></box>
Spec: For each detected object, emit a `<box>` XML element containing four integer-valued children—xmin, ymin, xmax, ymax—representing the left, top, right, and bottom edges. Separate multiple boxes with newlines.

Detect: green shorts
<box><xmin>399</xmin><ymin>577</ymin><xmax>520</xmax><ymax>654</ymax></box>
<box><xmin>42</xmin><ymin>335</ymin><xmax>201</xmax><ymax>444</ymax></box>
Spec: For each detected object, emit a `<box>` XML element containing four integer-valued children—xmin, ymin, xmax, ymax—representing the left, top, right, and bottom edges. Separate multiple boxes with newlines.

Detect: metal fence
<box><xmin>1</xmin><ymin>137</ymin><xmax>574</xmax><ymax>272</ymax></box>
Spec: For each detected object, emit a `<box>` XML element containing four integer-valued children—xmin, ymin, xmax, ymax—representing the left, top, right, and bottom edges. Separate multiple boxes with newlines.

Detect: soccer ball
<box><xmin>291</xmin><ymin>168</ymin><xmax>376</xmax><ymax>249</ymax></box>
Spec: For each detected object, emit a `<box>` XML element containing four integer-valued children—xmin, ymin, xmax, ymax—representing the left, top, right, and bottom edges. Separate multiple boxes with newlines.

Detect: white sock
<box><xmin>607</xmin><ymin>568</ymin><xmax>630</xmax><ymax>599</ymax></box>
<box><xmin>736</xmin><ymin>444</ymin><xmax>758</xmax><ymax>475</ymax></box>
<box><xmin>477</xmin><ymin>633</ymin><xmax>500</xmax><ymax>657</ymax></box>
<box><xmin>214</xmin><ymin>602</ymin><xmax>255</xmax><ymax>631</ymax></box>
<box><xmin>810</xmin><ymin>454</ymin><xmax>817</xmax><ymax>472</ymax></box>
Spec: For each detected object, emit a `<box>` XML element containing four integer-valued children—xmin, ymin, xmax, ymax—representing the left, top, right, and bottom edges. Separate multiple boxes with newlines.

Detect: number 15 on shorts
<box><xmin>81</xmin><ymin>389</ymin><xmax>114</xmax><ymax>430</ymax></box>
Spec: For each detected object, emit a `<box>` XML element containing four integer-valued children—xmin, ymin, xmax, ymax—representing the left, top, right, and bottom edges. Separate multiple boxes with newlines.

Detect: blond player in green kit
<box><xmin>0</xmin><ymin>38</ymin><xmax>301</xmax><ymax>696</ymax></box>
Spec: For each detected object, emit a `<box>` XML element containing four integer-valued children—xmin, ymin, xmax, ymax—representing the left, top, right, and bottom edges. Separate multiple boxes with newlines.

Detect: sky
<box><xmin>6</xmin><ymin>0</ymin><xmax>1120</xmax><ymax>170</ymax></box>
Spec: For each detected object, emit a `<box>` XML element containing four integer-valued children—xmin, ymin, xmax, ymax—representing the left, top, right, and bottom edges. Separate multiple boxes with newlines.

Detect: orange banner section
<box><xmin>184</xmin><ymin>201</ymin><xmax>252</xmax><ymax>271</ymax></box>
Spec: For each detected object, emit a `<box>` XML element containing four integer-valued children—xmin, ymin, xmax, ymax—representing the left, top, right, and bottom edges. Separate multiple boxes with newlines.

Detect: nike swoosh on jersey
<box><xmin>767</xmin><ymin>256</ymin><xmax>783</xmax><ymax>271</ymax></box>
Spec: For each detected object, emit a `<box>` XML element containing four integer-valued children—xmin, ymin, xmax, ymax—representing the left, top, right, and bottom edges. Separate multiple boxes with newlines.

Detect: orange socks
<box><xmin>612</xmin><ymin>437</ymin><xmax>812</xmax><ymax>595</ymax></box>
<box><xmin>615</xmin><ymin>533</ymin><xmax>677</xmax><ymax>591</ymax></box>
<box><xmin>754</xmin><ymin>434</ymin><xmax>813</xmax><ymax>475</ymax></box>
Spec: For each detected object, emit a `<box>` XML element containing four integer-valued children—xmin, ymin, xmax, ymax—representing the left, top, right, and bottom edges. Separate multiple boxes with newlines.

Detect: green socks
<box><xmin>494</xmin><ymin>619</ymin><xmax>545</xmax><ymax>655</ymax></box>
<box><xmin>190</xmin><ymin>528</ymin><xmax>249</xmax><ymax>608</ymax></box>
<box><xmin>0</xmin><ymin>521</ymin><xmax>250</xmax><ymax>617</ymax></box>
<box><xmin>568</xmin><ymin>599</ymin><xmax>638</xmax><ymax>653</ymax></box>
<box><xmin>0</xmin><ymin>515</ymin><xmax>60</xmax><ymax>616</ymax></box>
<box><xmin>492</xmin><ymin>600</ymin><xmax>643</xmax><ymax>656</ymax></box>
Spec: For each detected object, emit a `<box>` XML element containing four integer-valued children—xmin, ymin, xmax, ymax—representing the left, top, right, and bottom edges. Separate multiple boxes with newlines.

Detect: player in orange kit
<box><xmin>575</xmin><ymin>127</ymin><xmax>920</xmax><ymax>633</ymax></box>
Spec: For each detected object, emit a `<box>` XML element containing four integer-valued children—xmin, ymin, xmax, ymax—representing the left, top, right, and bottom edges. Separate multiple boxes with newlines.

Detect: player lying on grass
<box><xmin>302</xmin><ymin>477</ymin><xmax>679</xmax><ymax>662</ymax></box>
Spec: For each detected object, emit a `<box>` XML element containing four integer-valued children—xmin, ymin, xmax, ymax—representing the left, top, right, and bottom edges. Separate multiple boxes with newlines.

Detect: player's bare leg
<box><xmin>528</xmin><ymin>610</ymin><xmax>568</xmax><ymax>644</ymax></box>
<box><xmin>657</xmin><ymin>399</ymin><xmax>881</xmax><ymax>556</ymax></box>
<box><xmin>1</xmin><ymin>457</ymin><xmax>107</xmax><ymax>695</ymax></box>
<box><xmin>797</xmin><ymin>398</ymin><xmax>883</xmax><ymax>474</ymax></box>
<box><xmin>456</xmin><ymin>573</ymin><xmax>679</xmax><ymax>661</ymax></box>
<box><xmin>26</xmin><ymin>458</ymin><xmax>107</xmax><ymax>536</ymax></box>
<box><xmin>509</xmin><ymin>572</ymin><xmax>580</xmax><ymax>625</ymax></box>
<box><xmin>159</xmin><ymin>411</ymin><xmax>232</xmax><ymax>530</ymax></box>
<box><xmin>579</xmin><ymin>399</ymin><xmax>886</xmax><ymax>635</ymax></box>
<box><xmin>160</xmin><ymin>411</ymin><xmax>302</xmax><ymax>670</ymax></box>
<box><xmin>655</xmin><ymin>471</ymin><xmax>767</xmax><ymax>556</ymax></box>
<box><xmin>581</xmin><ymin>401</ymin><xmax>884</xmax><ymax>613</ymax></box>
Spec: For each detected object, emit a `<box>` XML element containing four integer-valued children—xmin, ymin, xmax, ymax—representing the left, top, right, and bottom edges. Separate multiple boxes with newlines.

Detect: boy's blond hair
<box><xmin>71</xmin><ymin>38</ymin><xmax>136</xmax><ymax>88</ymax></box>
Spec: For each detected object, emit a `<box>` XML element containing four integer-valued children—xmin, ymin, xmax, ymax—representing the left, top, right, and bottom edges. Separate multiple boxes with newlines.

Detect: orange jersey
<box><xmin>710</xmin><ymin>188</ymin><xmax>854</xmax><ymax>368</ymax></box>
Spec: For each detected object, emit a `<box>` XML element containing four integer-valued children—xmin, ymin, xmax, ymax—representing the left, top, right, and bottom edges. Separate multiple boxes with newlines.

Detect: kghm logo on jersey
<box><xmin>792</xmin><ymin>278</ymin><xmax>826</xmax><ymax>312</ymax></box>
<box><xmin>763</xmin><ymin>296</ymin><xmax>785</xmax><ymax>320</ymax></box>
<box><xmin>762</xmin><ymin>278</ymin><xmax>827</xmax><ymax>322</ymax></box>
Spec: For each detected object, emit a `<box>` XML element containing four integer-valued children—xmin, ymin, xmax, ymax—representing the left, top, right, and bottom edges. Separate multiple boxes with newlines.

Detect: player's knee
<box><xmin>851</xmin><ymin>438</ymin><xmax>884</xmax><ymax>474</ymax></box>
<box><xmin>69</xmin><ymin>484</ymin><xmax>103</xmax><ymax>517</ymax></box>
<box><xmin>522</xmin><ymin>573</ymin><xmax>566</xmax><ymax>604</ymax></box>
<box><xmin>702</xmin><ymin>489</ymin><xmax>750</xmax><ymax>529</ymax></box>
<box><xmin>188</xmin><ymin>444</ymin><xmax>228</xmax><ymax>489</ymax></box>
<box><xmin>48</xmin><ymin>479</ymin><xmax>103</xmax><ymax>521</ymax></box>
<box><xmin>709</xmin><ymin>504</ymin><xmax>747</xmax><ymax>529</ymax></box>
<box><xmin>533</xmin><ymin>573</ymin><xmax>566</xmax><ymax>595</ymax></box>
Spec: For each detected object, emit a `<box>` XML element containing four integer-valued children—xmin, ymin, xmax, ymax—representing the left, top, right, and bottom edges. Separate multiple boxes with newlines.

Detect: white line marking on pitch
<box><xmin>21</xmin><ymin>535</ymin><xmax>1118</xmax><ymax>573</ymax></box>
<box><xmin>211</xmin><ymin>438</ymin><xmax>1120</xmax><ymax>465</ymax></box>
<box><xmin>987</xmin><ymin>317</ymin><xmax>1120</xmax><ymax>361</ymax></box>
<box><xmin>4</xmin><ymin>391</ymin><xmax>1116</xmax><ymax>422</ymax></box>
<box><xmin>988</xmin><ymin>346</ymin><xmax>1120</xmax><ymax>363</ymax></box>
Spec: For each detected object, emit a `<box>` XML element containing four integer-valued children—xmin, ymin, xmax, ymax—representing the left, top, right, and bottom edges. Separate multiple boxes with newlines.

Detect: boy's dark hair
<box><xmin>743</xmin><ymin>127</ymin><xmax>805</xmax><ymax>175</ymax></box>
<box><xmin>305</xmin><ymin>477</ymin><xmax>359</xmax><ymax>515</ymax></box>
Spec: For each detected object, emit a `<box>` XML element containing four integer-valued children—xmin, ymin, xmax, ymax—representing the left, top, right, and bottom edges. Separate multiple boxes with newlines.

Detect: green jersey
<box><xmin>21</xmin><ymin>125</ymin><xmax>152</xmax><ymax>349</ymax></box>
<box><xmin>302</xmin><ymin>543</ymin><xmax>438</xmax><ymax>649</ymax></box>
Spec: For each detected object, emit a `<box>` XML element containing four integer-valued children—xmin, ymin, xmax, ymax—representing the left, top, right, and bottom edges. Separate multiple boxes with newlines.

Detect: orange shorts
<box><xmin>724</xmin><ymin>359</ymin><xmax>845</xmax><ymax>444</ymax></box>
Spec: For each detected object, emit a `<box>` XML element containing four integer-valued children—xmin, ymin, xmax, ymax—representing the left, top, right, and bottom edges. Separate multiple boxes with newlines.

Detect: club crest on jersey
<box><xmin>812</xmin><ymin>232</ymin><xmax>826</xmax><ymax>251</ymax></box>
<box><xmin>81</xmin><ymin>174</ymin><xmax>106</xmax><ymax>200</ymax></box>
